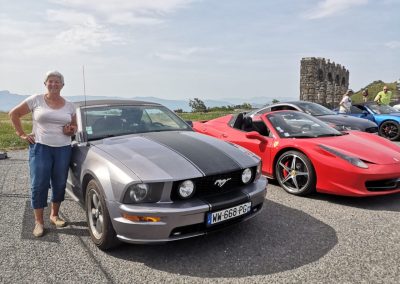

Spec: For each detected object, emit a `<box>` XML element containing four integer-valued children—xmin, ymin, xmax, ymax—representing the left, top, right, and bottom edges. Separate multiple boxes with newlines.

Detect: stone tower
<box><xmin>300</xmin><ymin>57</ymin><xmax>349</xmax><ymax>108</ymax></box>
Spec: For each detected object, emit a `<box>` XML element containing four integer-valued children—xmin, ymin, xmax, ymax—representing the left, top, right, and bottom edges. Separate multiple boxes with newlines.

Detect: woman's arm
<box><xmin>8</xmin><ymin>102</ymin><xmax>35</xmax><ymax>144</ymax></box>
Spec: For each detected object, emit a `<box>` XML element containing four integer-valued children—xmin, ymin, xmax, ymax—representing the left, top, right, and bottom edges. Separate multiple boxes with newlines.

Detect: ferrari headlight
<box><xmin>178</xmin><ymin>180</ymin><xmax>195</xmax><ymax>199</ymax></box>
<box><xmin>319</xmin><ymin>145</ymin><xmax>368</xmax><ymax>169</ymax></box>
<box><xmin>242</xmin><ymin>168</ymin><xmax>253</xmax><ymax>184</ymax></box>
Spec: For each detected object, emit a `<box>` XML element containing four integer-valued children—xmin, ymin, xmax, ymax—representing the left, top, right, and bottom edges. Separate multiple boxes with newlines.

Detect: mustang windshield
<box><xmin>267</xmin><ymin>111</ymin><xmax>342</xmax><ymax>138</ymax></box>
<box><xmin>296</xmin><ymin>102</ymin><xmax>336</xmax><ymax>116</ymax></box>
<box><xmin>82</xmin><ymin>105</ymin><xmax>192</xmax><ymax>140</ymax></box>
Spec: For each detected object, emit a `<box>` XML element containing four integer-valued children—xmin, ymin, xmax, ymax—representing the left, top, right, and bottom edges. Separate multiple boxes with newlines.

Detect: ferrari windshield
<box><xmin>368</xmin><ymin>103</ymin><xmax>400</xmax><ymax>114</ymax></box>
<box><xmin>82</xmin><ymin>104</ymin><xmax>192</xmax><ymax>140</ymax></box>
<box><xmin>295</xmin><ymin>102</ymin><xmax>336</xmax><ymax>116</ymax></box>
<box><xmin>267</xmin><ymin>111</ymin><xmax>342</xmax><ymax>138</ymax></box>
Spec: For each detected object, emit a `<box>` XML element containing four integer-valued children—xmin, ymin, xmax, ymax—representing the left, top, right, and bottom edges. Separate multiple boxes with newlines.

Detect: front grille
<box><xmin>171</xmin><ymin>167</ymin><xmax>256</xmax><ymax>201</ymax></box>
<box><xmin>365</xmin><ymin>126</ymin><xmax>378</xmax><ymax>133</ymax></box>
<box><xmin>169</xmin><ymin>203</ymin><xmax>263</xmax><ymax>238</ymax></box>
<box><xmin>365</xmin><ymin>178</ymin><xmax>400</xmax><ymax>192</ymax></box>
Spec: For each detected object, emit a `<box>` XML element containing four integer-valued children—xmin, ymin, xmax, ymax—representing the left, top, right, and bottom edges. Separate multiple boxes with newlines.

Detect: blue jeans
<box><xmin>29</xmin><ymin>143</ymin><xmax>71</xmax><ymax>209</ymax></box>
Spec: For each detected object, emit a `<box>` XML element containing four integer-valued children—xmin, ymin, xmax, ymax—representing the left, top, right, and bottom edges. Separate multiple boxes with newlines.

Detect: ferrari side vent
<box><xmin>365</xmin><ymin>178</ymin><xmax>400</xmax><ymax>191</ymax></box>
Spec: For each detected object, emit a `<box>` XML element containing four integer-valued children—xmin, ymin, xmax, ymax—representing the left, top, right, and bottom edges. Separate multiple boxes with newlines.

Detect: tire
<box><xmin>275</xmin><ymin>150</ymin><xmax>316</xmax><ymax>196</ymax></box>
<box><xmin>379</xmin><ymin>121</ymin><xmax>400</xmax><ymax>141</ymax></box>
<box><xmin>86</xmin><ymin>179</ymin><xmax>119</xmax><ymax>250</ymax></box>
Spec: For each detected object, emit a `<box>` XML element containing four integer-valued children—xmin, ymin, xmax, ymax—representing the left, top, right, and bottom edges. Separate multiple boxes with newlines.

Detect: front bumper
<box><xmin>109</xmin><ymin>177</ymin><xmax>267</xmax><ymax>244</ymax></box>
<box><xmin>316</xmin><ymin>162</ymin><xmax>400</xmax><ymax>197</ymax></box>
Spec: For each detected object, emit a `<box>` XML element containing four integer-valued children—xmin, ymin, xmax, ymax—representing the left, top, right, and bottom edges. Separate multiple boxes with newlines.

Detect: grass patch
<box><xmin>0</xmin><ymin>112</ymin><xmax>32</xmax><ymax>150</ymax></box>
<box><xmin>352</xmin><ymin>81</ymin><xmax>398</xmax><ymax>104</ymax></box>
<box><xmin>178</xmin><ymin>111</ymin><xmax>235</xmax><ymax>121</ymax></box>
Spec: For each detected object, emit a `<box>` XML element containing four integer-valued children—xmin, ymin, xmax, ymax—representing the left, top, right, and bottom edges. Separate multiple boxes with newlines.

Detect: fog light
<box><xmin>178</xmin><ymin>180</ymin><xmax>195</xmax><ymax>198</ymax></box>
<box><xmin>242</xmin><ymin>168</ymin><xmax>252</xmax><ymax>184</ymax></box>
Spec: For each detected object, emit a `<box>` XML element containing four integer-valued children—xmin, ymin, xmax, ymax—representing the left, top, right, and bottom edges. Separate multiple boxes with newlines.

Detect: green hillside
<box><xmin>352</xmin><ymin>80</ymin><xmax>398</xmax><ymax>104</ymax></box>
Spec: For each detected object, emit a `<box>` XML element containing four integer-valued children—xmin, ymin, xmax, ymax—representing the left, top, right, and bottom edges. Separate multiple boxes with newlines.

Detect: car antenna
<box><xmin>82</xmin><ymin>65</ymin><xmax>88</xmax><ymax>143</ymax></box>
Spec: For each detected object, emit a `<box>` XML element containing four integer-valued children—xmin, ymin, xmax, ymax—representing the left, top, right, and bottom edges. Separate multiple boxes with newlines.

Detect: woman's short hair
<box><xmin>44</xmin><ymin>70</ymin><xmax>64</xmax><ymax>85</ymax></box>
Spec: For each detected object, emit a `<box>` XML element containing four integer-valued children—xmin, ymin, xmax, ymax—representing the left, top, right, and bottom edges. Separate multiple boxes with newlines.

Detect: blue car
<box><xmin>348</xmin><ymin>102</ymin><xmax>400</xmax><ymax>141</ymax></box>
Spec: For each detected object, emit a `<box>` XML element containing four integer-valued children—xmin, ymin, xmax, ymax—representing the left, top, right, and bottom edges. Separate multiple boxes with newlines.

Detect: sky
<box><xmin>0</xmin><ymin>0</ymin><xmax>399</xmax><ymax>102</ymax></box>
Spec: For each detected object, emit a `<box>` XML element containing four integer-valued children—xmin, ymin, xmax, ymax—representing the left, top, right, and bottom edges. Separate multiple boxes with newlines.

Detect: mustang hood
<box><xmin>316</xmin><ymin>133</ymin><xmax>400</xmax><ymax>165</ymax></box>
<box><xmin>93</xmin><ymin>131</ymin><xmax>258</xmax><ymax>181</ymax></box>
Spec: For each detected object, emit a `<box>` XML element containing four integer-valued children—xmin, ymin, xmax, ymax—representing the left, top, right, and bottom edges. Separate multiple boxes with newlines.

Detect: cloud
<box><xmin>0</xmin><ymin>1</ymin><xmax>196</xmax><ymax>58</ymax></box>
<box><xmin>303</xmin><ymin>0</ymin><xmax>368</xmax><ymax>20</ymax></box>
<box><xmin>106</xmin><ymin>13</ymin><xmax>164</xmax><ymax>26</ymax></box>
<box><xmin>153</xmin><ymin>47</ymin><xmax>215</xmax><ymax>61</ymax></box>
<box><xmin>46</xmin><ymin>9</ymin><xmax>125</xmax><ymax>50</ymax></box>
<box><xmin>51</xmin><ymin>0</ymin><xmax>194</xmax><ymax>14</ymax></box>
<box><xmin>50</xmin><ymin>0</ymin><xmax>195</xmax><ymax>26</ymax></box>
<box><xmin>385</xmin><ymin>41</ymin><xmax>400</xmax><ymax>49</ymax></box>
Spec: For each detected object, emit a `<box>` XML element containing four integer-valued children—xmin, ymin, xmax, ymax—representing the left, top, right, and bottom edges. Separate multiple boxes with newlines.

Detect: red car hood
<box><xmin>314</xmin><ymin>133</ymin><xmax>400</xmax><ymax>165</ymax></box>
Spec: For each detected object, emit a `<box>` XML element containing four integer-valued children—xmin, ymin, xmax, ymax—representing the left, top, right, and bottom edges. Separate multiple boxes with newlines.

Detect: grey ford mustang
<box><xmin>67</xmin><ymin>100</ymin><xmax>267</xmax><ymax>250</ymax></box>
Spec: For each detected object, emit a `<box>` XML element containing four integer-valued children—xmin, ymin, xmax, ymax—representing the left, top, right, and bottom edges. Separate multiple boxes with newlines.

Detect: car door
<box><xmin>224</xmin><ymin>120</ymin><xmax>273</xmax><ymax>176</ymax></box>
<box><xmin>350</xmin><ymin>105</ymin><xmax>376</xmax><ymax>123</ymax></box>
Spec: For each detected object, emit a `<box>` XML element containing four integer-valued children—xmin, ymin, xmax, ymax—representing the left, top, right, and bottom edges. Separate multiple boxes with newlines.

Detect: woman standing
<box><xmin>9</xmin><ymin>71</ymin><xmax>76</xmax><ymax>237</ymax></box>
<box><xmin>338</xmin><ymin>89</ymin><xmax>354</xmax><ymax>114</ymax></box>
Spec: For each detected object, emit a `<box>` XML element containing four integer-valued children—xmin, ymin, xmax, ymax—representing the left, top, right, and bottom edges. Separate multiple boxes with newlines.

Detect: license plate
<box><xmin>207</xmin><ymin>202</ymin><xmax>252</xmax><ymax>226</ymax></box>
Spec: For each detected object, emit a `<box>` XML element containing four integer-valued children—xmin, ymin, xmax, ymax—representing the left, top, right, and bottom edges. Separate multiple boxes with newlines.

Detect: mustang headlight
<box><xmin>123</xmin><ymin>183</ymin><xmax>163</xmax><ymax>204</ymax></box>
<box><xmin>129</xmin><ymin>184</ymin><xmax>149</xmax><ymax>202</ymax></box>
<box><xmin>178</xmin><ymin>180</ymin><xmax>195</xmax><ymax>199</ymax></box>
<box><xmin>319</xmin><ymin>145</ymin><xmax>368</xmax><ymax>169</ymax></box>
<box><xmin>242</xmin><ymin>168</ymin><xmax>253</xmax><ymax>184</ymax></box>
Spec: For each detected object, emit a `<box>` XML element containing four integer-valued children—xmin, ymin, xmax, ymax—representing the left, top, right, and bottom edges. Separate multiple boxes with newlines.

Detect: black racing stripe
<box><xmin>143</xmin><ymin>132</ymin><xmax>240</xmax><ymax>175</ymax></box>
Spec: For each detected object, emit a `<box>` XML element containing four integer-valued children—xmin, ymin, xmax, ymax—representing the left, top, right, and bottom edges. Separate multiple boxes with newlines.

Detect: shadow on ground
<box><xmin>310</xmin><ymin>192</ymin><xmax>400</xmax><ymax>212</ymax></box>
<box><xmin>21</xmin><ymin>201</ymin><xmax>89</xmax><ymax>243</ymax></box>
<box><xmin>108</xmin><ymin>200</ymin><xmax>337</xmax><ymax>278</ymax></box>
<box><xmin>268</xmin><ymin>179</ymin><xmax>400</xmax><ymax>212</ymax></box>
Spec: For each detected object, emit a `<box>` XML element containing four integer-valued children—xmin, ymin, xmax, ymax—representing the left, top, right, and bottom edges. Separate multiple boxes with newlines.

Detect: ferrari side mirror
<box><xmin>246</xmin><ymin>131</ymin><xmax>268</xmax><ymax>144</ymax></box>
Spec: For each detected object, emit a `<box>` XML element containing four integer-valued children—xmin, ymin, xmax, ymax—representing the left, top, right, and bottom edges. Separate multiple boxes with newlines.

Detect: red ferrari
<box><xmin>193</xmin><ymin>111</ymin><xmax>400</xmax><ymax>197</ymax></box>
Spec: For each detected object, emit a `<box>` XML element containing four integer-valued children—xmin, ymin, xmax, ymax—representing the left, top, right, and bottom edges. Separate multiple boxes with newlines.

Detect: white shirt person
<box><xmin>339</xmin><ymin>89</ymin><xmax>354</xmax><ymax>114</ymax></box>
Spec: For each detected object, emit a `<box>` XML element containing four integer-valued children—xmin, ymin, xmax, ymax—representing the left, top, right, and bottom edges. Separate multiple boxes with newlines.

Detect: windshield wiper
<box><xmin>316</xmin><ymin>133</ymin><xmax>343</xmax><ymax>137</ymax></box>
<box><xmin>288</xmin><ymin>135</ymin><xmax>316</xmax><ymax>138</ymax></box>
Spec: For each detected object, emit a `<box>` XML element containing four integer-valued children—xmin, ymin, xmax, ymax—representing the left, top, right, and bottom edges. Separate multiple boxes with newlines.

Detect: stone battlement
<box><xmin>300</xmin><ymin>57</ymin><xmax>349</xmax><ymax>108</ymax></box>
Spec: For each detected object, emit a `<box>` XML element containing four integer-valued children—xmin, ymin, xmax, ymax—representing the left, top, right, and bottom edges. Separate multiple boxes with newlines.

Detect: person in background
<box><xmin>374</xmin><ymin>86</ymin><xmax>392</xmax><ymax>105</ymax></box>
<box><xmin>362</xmin><ymin>89</ymin><xmax>369</xmax><ymax>102</ymax></box>
<box><xmin>9</xmin><ymin>71</ymin><xmax>76</xmax><ymax>237</ymax></box>
<box><xmin>338</xmin><ymin>89</ymin><xmax>354</xmax><ymax>114</ymax></box>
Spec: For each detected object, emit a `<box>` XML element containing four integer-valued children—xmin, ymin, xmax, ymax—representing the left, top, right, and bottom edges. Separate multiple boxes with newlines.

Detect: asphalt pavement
<box><xmin>1</xmin><ymin>143</ymin><xmax>400</xmax><ymax>283</ymax></box>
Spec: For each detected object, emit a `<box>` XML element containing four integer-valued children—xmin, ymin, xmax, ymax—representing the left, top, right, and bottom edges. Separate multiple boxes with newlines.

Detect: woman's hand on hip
<box><xmin>20</xmin><ymin>133</ymin><xmax>35</xmax><ymax>144</ymax></box>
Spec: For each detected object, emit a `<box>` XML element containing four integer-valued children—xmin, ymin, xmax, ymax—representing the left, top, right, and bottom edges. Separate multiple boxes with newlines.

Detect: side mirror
<box><xmin>246</xmin><ymin>131</ymin><xmax>268</xmax><ymax>144</ymax></box>
<box><xmin>362</xmin><ymin>110</ymin><xmax>368</xmax><ymax>115</ymax></box>
<box><xmin>185</xmin><ymin>120</ymin><xmax>193</xmax><ymax>127</ymax></box>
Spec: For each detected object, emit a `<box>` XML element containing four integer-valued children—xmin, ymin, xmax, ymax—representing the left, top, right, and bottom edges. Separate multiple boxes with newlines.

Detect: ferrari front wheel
<box><xmin>275</xmin><ymin>150</ymin><xmax>316</xmax><ymax>196</ymax></box>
